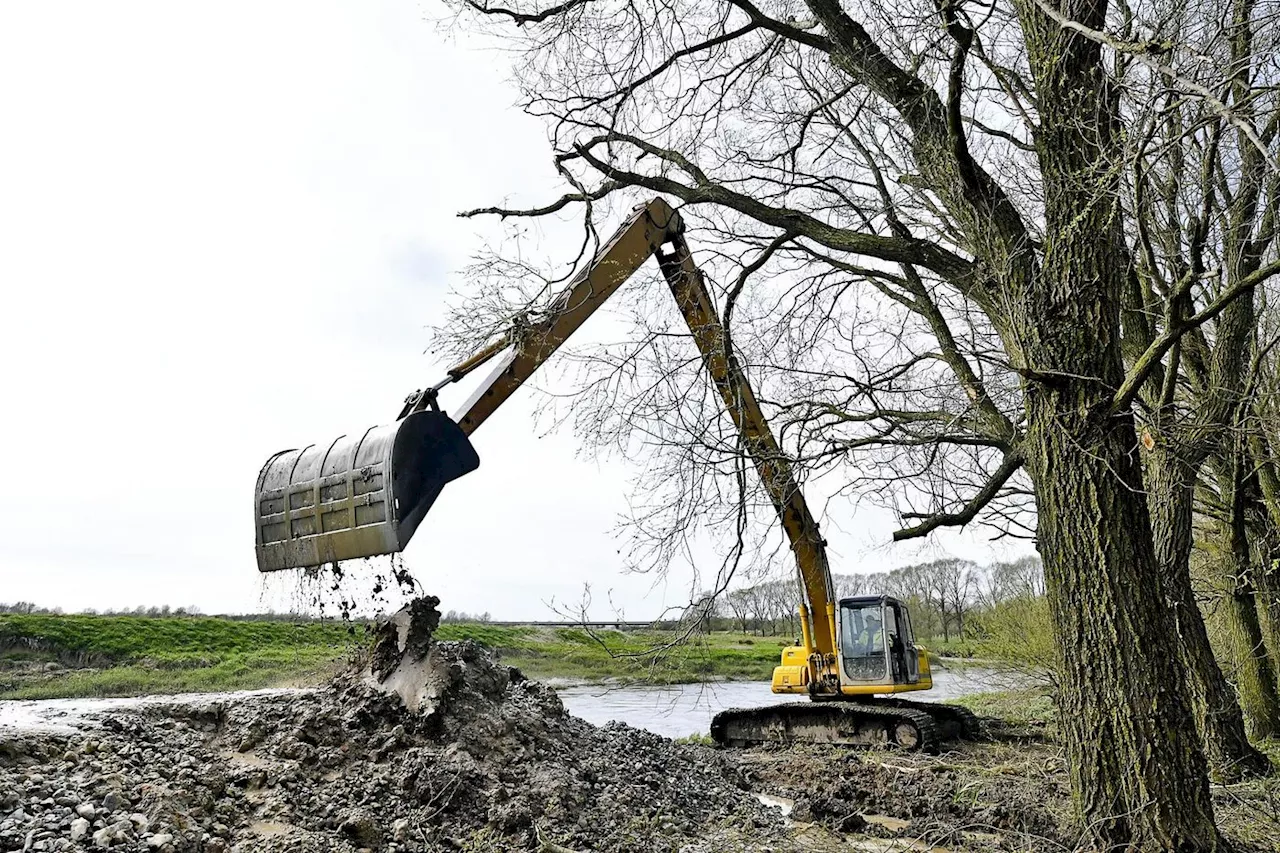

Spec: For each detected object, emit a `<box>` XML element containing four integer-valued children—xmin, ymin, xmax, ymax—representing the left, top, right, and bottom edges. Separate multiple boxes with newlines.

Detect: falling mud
<box><xmin>3</xmin><ymin>597</ymin><xmax>1276</xmax><ymax>852</ymax></box>
<box><xmin>260</xmin><ymin>555</ymin><xmax>421</xmax><ymax>627</ymax></box>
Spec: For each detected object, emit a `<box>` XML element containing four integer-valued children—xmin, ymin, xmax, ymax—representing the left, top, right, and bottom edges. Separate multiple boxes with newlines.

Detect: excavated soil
<box><xmin>0</xmin><ymin>599</ymin><xmax>793</xmax><ymax>852</ymax></box>
<box><xmin>3</xmin><ymin>598</ymin><xmax>1277</xmax><ymax>852</ymax></box>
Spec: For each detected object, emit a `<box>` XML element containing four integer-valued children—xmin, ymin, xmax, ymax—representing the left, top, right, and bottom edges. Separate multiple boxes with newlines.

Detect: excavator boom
<box><xmin>254</xmin><ymin>197</ymin><xmax>974</xmax><ymax>748</ymax></box>
<box><xmin>253</xmin><ymin>198</ymin><xmax>837</xmax><ymax>664</ymax></box>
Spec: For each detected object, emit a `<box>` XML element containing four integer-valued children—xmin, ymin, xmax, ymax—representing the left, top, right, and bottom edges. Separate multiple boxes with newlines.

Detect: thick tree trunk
<box><xmin>1244</xmin><ymin>433</ymin><xmax>1280</xmax><ymax>664</ymax></box>
<box><xmin>1258</xmin><ymin>554</ymin><xmax>1280</xmax><ymax>670</ymax></box>
<box><xmin>1013</xmin><ymin>0</ymin><xmax>1218</xmax><ymax>845</ymax></box>
<box><xmin>1146</xmin><ymin>448</ymin><xmax>1268</xmax><ymax>778</ymax></box>
<box><xmin>1027</xmin><ymin>409</ymin><xmax>1216</xmax><ymax>850</ymax></box>
<box><xmin>1223</xmin><ymin>588</ymin><xmax>1280</xmax><ymax>740</ymax></box>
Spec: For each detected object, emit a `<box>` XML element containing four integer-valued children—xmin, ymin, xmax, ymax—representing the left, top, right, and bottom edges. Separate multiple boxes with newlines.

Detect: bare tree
<box><xmin>978</xmin><ymin>555</ymin><xmax>1044</xmax><ymax>606</ymax></box>
<box><xmin>831</xmin><ymin>572</ymin><xmax>869</xmax><ymax>600</ymax></box>
<box><xmin>724</xmin><ymin>588</ymin><xmax>754</xmax><ymax>633</ymax></box>
<box><xmin>444</xmin><ymin>0</ymin><xmax>1280</xmax><ymax>844</ymax></box>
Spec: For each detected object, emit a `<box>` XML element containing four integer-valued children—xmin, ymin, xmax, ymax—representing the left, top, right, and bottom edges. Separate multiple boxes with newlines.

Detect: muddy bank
<box><xmin>1</xmin><ymin>598</ymin><xmax>1275</xmax><ymax>852</ymax></box>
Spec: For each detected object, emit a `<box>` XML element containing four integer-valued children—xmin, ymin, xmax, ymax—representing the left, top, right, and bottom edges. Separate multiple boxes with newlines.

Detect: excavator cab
<box><xmin>837</xmin><ymin>596</ymin><xmax>930</xmax><ymax>691</ymax></box>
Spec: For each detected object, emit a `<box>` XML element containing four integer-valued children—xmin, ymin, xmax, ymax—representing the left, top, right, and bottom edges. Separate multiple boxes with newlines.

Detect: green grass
<box><xmin>0</xmin><ymin>614</ymin><xmax>792</xmax><ymax>699</ymax></box>
<box><xmin>462</xmin><ymin>627</ymin><xmax>788</xmax><ymax>683</ymax></box>
<box><xmin>951</xmin><ymin>686</ymin><xmax>1058</xmax><ymax>727</ymax></box>
<box><xmin>0</xmin><ymin>613</ymin><xmax>359</xmax><ymax>662</ymax></box>
<box><xmin>0</xmin><ymin>613</ymin><xmax>362</xmax><ymax>699</ymax></box>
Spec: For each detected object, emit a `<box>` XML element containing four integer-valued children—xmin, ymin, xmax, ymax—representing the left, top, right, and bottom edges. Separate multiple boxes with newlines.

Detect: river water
<box><xmin>558</xmin><ymin>666</ymin><xmax>1018</xmax><ymax>739</ymax></box>
<box><xmin>0</xmin><ymin>667</ymin><xmax>1018</xmax><ymax>738</ymax></box>
<box><xmin>0</xmin><ymin>688</ymin><xmax>310</xmax><ymax>734</ymax></box>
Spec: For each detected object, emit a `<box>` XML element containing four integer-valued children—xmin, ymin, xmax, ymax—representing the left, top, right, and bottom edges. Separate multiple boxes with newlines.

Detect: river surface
<box><xmin>558</xmin><ymin>666</ymin><xmax>1019</xmax><ymax>738</ymax></box>
<box><xmin>0</xmin><ymin>667</ymin><xmax>1018</xmax><ymax>739</ymax></box>
<box><xmin>0</xmin><ymin>688</ymin><xmax>311</xmax><ymax>734</ymax></box>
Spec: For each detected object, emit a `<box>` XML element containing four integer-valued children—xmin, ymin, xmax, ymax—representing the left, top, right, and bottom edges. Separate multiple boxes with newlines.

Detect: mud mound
<box><xmin>216</xmin><ymin>631</ymin><xmax>778</xmax><ymax>851</ymax></box>
<box><xmin>1</xmin><ymin>598</ymin><xmax>787</xmax><ymax>852</ymax></box>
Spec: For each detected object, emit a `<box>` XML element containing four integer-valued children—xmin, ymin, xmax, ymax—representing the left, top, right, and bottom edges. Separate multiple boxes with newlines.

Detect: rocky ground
<box><xmin>2</xmin><ymin>599</ymin><xmax>1277</xmax><ymax>853</ymax></box>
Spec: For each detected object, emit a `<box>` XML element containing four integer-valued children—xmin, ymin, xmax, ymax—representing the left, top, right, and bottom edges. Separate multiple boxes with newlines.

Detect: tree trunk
<box><xmin>1027</xmin><ymin>405</ymin><xmax>1216</xmax><ymax>849</ymax></box>
<box><xmin>1257</xmin><ymin>551</ymin><xmax>1280</xmax><ymax>670</ymax></box>
<box><xmin>1014</xmin><ymin>4</ymin><xmax>1217</xmax><ymax>840</ymax></box>
<box><xmin>1223</xmin><ymin>588</ymin><xmax>1280</xmax><ymax>740</ymax></box>
<box><xmin>1244</xmin><ymin>432</ymin><xmax>1280</xmax><ymax>664</ymax></box>
<box><xmin>1218</xmin><ymin>463</ymin><xmax>1280</xmax><ymax>739</ymax></box>
<box><xmin>1146</xmin><ymin>447</ymin><xmax>1268</xmax><ymax>778</ymax></box>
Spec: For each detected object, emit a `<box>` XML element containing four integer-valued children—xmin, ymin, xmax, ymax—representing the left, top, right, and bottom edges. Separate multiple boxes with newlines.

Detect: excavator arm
<box><xmin>253</xmin><ymin>198</ymin><xmax>840</xmax><ymax>693</ymax></box>
<box><xmin>253</xmin><ymin>197</ymin><xmax>984</xmax><ymax>747</ymax></box>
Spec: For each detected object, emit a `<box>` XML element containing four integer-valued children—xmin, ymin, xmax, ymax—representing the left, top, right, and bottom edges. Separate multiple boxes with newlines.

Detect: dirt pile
<box><xmin>0</xmin><ymin>598</ymin><xmax>786</xmax><ymax>852</ymax></box>
<box><xmin>213</xmin><ymin>598</ymin><xmax>783</xmax><ymax>851</ymax></box>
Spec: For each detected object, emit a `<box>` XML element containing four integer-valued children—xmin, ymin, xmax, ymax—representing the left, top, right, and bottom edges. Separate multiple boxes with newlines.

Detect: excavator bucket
<box><xmin>254</xmin><ymin>410</ymin><xmax>479</xmax><ymax>572</ymax></box>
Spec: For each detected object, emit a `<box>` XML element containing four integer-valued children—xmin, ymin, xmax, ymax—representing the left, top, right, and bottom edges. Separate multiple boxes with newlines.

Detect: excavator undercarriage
<box><xmin>711</xmin><ymin>699</ymin><xmax>980</xmax><ymax>752</ymax></box>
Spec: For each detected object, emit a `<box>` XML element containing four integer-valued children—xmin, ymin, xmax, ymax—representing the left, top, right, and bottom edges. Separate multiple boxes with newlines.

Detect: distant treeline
<box><xmin>3</xmin><ymin>556</ymin><xmax>1044</xmax><ymax>644</ymax></box>
<box><xmin>712</xmin><ymin>555</ymin><xmax>1045</xmax><ymax>646</ymax></box>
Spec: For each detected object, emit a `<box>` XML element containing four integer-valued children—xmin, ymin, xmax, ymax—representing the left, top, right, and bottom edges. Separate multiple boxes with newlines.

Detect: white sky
<box><xmin>0</xmin><ymin>1</ymin><xmax>1030</xmax><ymax>619</ymax></box>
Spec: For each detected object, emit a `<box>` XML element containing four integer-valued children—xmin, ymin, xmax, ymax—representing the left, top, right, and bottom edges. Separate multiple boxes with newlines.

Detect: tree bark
<box><xmin>1223</xmin><ymin>588</ymin><xmax>1280</xmax><ymax>740</ymax></box>
<box><xmin>1026</xmin><ymin>398</ymin><xmax>1216</xmax><ymax>850</ymax></box>
<box><xmin>1244</xmin><ymin>432</ymin><xmax>1280</xmax><ymax>664</ymax></box>
<box><xmin>1014</xmin><ymin>2</ymin><xmax>1218</xmax><ymax>844</ymax></box>
<box><xmin>1216</xmin><ymin>460</ymin><xmax>1280</xmax><ymax>739</ymax></box>
<box><xmin>1146</xmin><ymin>447</ymin><xmax>1269</xmax><ymax>779</ymax></box>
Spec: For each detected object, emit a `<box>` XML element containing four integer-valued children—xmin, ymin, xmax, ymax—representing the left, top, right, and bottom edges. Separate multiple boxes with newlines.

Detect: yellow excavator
<box><xmin>253</xmin><ymin>198</ymin><xmax>977</xmax><ymax>751</ymax></box>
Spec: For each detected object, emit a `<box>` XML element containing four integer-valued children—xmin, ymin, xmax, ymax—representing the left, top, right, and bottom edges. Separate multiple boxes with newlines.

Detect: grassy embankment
<box><xmin>0</xmin><ymin>614</ymin><xmax>795</xmax><ymax>700</ymax></box>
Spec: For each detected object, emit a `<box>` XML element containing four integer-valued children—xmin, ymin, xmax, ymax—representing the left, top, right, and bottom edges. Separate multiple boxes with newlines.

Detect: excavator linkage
<box><xmin>254</xmin><ymin>410</ymin><xmax>478</xmax><ymax>572</ymax></box>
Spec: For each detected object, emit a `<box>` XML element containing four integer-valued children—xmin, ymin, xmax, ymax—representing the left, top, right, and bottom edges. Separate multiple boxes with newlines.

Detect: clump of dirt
<box><xmin>367</xmin><ymin>595</ymin><xmax>441</xmax><ymax>683</ymax></box>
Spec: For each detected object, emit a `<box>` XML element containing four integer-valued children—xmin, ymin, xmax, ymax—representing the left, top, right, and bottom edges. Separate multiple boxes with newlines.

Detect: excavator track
<box><xmin>710</xmin><ymin>702</ymin><xmax>940</xmax><ymax>752</ymax></box>
<box><xmin>875</xmin><ymin>698</ymin><xmax>982</xmax><ymax>741</ymax></box>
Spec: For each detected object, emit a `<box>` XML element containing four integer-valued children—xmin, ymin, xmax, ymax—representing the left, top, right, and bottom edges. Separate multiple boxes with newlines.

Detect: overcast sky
<box><xmin>0</xmin><ymin>1</ymin><xmax>1032</xmax><ymax>619</ymax></box>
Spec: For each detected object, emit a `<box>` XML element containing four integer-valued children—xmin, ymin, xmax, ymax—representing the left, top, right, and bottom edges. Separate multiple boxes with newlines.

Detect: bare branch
<box><xmin>893</xmin><ymin>449</ymin><xmax>1024</xmax><ymax>540</ymax></box>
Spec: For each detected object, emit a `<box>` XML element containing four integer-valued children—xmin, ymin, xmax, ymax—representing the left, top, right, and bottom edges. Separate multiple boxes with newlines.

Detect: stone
<box><xmin>69</xmin><ymin>819</ymin><xmax>89</xmax><ymax>841</ymax></box>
